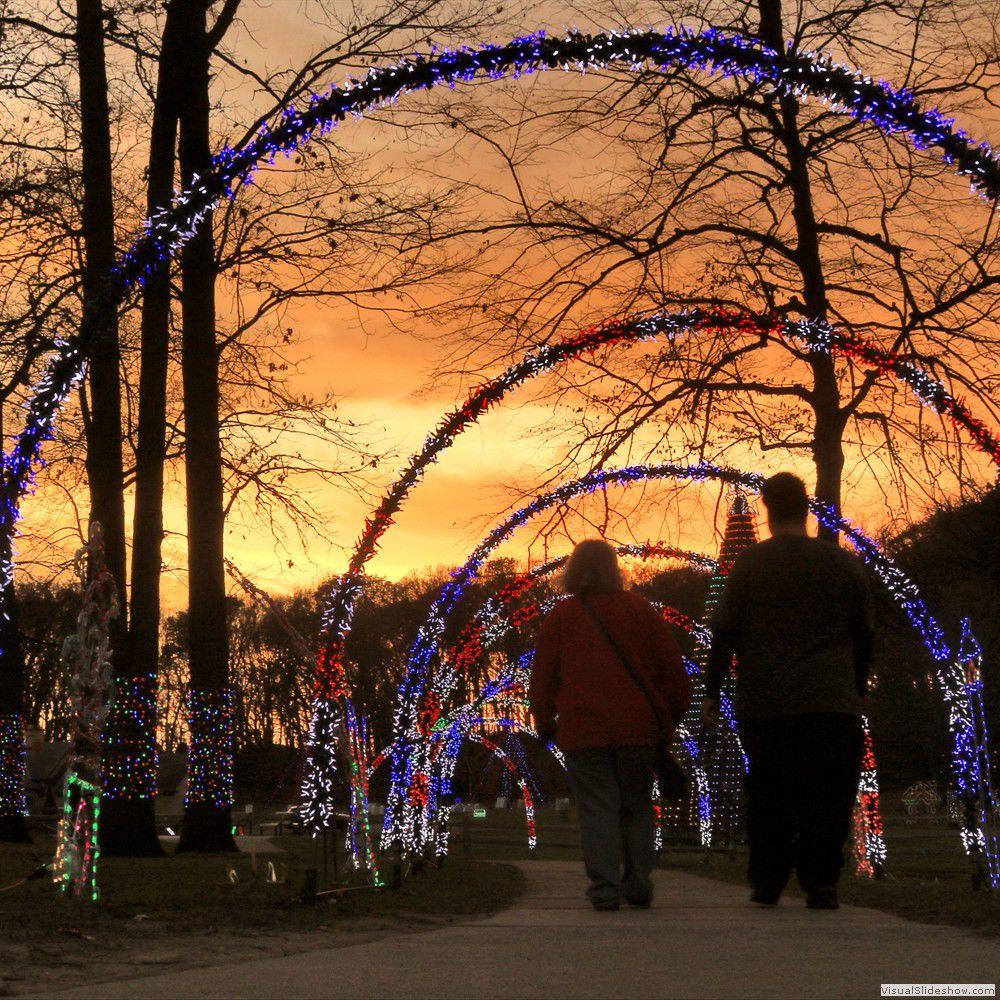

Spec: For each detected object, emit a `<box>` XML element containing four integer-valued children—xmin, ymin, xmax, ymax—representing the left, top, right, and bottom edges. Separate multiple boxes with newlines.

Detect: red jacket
<box><xmin>528</xmin><ymin>591</ymin><xmax>691</xmax><ymax>752</ymax></box>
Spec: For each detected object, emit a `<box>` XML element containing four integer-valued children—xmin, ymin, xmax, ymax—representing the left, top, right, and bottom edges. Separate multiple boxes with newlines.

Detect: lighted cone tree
<box><xmin>668</xmin><ymin>492</ymin><xmax>758</xmax><ymax>848</ymax></box>
<box><xmin>53</xmin><ymin>524</ymin><xmax>118</xmax><ymax>901</ymax></box>
<box><xmin>706</xmin><ymin>492</ymin><xmax>759</xmax><ymax>848</ymax></box>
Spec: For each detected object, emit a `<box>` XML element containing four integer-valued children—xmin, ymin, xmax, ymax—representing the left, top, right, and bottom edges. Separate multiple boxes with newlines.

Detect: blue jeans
<box><xmin>565</xmin><ymin>745</ymin><xmax>656</xmax><ymax>906</ymax></box>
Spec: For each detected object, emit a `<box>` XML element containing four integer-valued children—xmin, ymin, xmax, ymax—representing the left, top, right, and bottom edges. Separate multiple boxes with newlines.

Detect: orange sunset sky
<box><xmin>15</xmin><ymin>1</ymin><xmax>1000</xmax><ymax>608</ymax></box>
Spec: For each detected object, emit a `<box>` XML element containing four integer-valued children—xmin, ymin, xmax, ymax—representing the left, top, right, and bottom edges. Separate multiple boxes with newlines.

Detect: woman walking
<box><xmin>529</xmin><ymin>539</ymin><xmax>691</xmax><ymax>910</ymax></box>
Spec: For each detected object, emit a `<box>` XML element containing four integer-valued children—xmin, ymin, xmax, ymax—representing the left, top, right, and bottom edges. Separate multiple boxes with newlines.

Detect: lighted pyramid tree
<box><xmin>662</xmin><ymin>492</ymin><xmax>758</xmax><ymax>846</ymax></box>
<box><xmin>702</xmin><ymin>492</ymin><xmax>759</xmax><ymax>848</ymax></box>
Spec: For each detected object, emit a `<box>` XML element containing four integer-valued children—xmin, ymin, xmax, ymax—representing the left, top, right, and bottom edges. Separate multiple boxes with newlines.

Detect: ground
<box><xmin>0</xmin><ymin>834</ymin><xmax>522</xmax><ymax>997</ymax></box>
<box><xmin>2</xmin><ymin>795</ymin><xmax>998</xmax><ymax>997</ymax></box>
<box><xmin>459</xmin><ymin>796</ymin><xmax>1000</xmax><ymax>937</ymax></box>
<box><xmin>35</xmin><ymin>860</ymin><xmax>1000</xmax><ymax>999</ymax></box>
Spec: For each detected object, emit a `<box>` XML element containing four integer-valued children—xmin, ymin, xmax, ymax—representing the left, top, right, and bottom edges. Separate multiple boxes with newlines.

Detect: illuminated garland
<box><xmin>301</xmin><ymin>698</ymin><xmax>343</xmax><ymax>831</ymax></box>
<box><xmin>467</xmin><ymin>731</ymin><xmax>537</xmax><ymax>852</ymax></box>
<box><xmin>101</xmin><ymin>672</ymin><xmax>158</xmax><ymax>800</ymax></box>
<box><xmin>0</xmin><ymin>715</ymin><xmax>26</xmax><ymax>820</ymax></box>
<box><xmin>952</xmin><ymin>619</ymin><xmax>999</xmax><ymax>887</ymax></box>
<box><xmin>122</xmin><ymin>25</ymin><xmax>1000</xmax><ymax>305</ymax></box>
<box><xmin>344</xmin><ymin>701</ymin><xmax>382</xmax><ymax>883</ymax></box>
<box><xmin>1</xmin><ymin>23</ymin><xmax>997</xmax><ymax>856</ymax></box>
<box><xmin>373</xmin><ymin>462</ymin><xmax>982</xmax><ymax>871</ymax></box>
<box><xmin>443</xmin><ymin>543</ymin><xmax>719</xmax><ymax>680</ymax></box>
<box><xmin>53</xmin><ymin>772</ymin><xmax>101</xmax><ymax>903</ymax></box>
<box><xmin>54</xmin><ymin>523</ymin><xmax>117</xmax><ymax>902</ymax></box>
<box><xmin>184</xmin><ymin>688</ymin><xmax>234</xmax><ymax>810</ymax></box>
<box><xmin>853</xmin><ymin>716</ymin><xmax>887</xmax><ymax>878</ymax></box>
<box><xmin>315</xmin><ymin>312</ymin><xmax>777</xmax><ymax>705</ymax></box>
<box><xmin>304</xmin><ymin>303</ymin><xmax>999</xmax><ymax>853</ymax></box>
<box><xmin>313</xmin><ymin>311</ymin><xmax>998</xmax><ymax>707</ymax></box>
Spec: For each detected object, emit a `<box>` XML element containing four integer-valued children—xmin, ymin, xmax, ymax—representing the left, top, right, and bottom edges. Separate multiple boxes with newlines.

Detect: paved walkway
<box><xmin>47</xmin><ymin>862</ymin><xmax>996</xmax><ymax>999</ymax></box>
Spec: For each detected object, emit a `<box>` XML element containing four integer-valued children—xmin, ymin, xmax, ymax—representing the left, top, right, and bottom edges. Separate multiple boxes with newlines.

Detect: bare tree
<box><xmin>408</xmin><ymin>0</ymin><xmax>1000</xmax><ymax>549</ymax></box>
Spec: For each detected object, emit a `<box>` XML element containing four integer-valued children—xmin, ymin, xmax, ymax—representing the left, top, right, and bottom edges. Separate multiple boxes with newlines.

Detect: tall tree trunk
<box><xmin>758</xmin><ymin>0</ymin><xmax>846</xmax><ymax>538</ymax></box>
<box><xmin>176</xmin><ymin>0</ymin><xmax>236</xmax><ymax>853</ymax></box>
<box><xmin>76</xmin><ymin>0</ymin><xmax>138</xmax><ymax>850</ymax></box>
<box><xmin>76</xmin><ymin>0</ymin><xmax>128</xmax><ymax>617</ymax></box>
<box><xmin>102</xmin><ymin>1</ymin><xmax>186</xmax><ymax>857</ymax></box>
<box><xmin>0</xmin><ymin>396</ymin><xmax>30</xmax><ymax>842</ymax></box>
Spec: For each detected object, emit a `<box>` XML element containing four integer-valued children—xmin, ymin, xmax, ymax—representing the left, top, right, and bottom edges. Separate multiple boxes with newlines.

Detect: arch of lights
<box><xmin>0</xmin><ymin>28</ymin><xmax>995</xmax><ymax>872</ymax></box>
<box><xmin>442</xmin><ymin>555</ymin><xmax>887</xmax><ymax>877</ymax></box>
<box><xmin>361</xmin><ymin>462</ymin><xmax>992</xmax><ymax>883</ymax></box>
<box><xmin>303</xmin><ymin>305</ymin><xmax>1000</xmax><ymax>849</ymax></box>
<box><xmin>357</xmin><ymin>546</ymin><xmax>718</xmax><ymax>863</ymax></box>
<box><xmin>381</xmin><ymin>516</ymin><xmax>891</xmax><ymax>872</ymax></box>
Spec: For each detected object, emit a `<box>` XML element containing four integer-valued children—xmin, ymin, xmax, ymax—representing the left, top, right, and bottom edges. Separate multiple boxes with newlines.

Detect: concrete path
<box><xmin>46</xmin><ymin>862</ymin><xmax>997</xmax><ymax>999</ymax></box>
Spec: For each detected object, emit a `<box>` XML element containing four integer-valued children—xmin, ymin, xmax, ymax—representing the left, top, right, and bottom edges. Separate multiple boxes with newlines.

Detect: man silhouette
<box><xmin>702</xmin><ymin>472</ymin><xmax>874</xmax><ymax>909</ymax></box>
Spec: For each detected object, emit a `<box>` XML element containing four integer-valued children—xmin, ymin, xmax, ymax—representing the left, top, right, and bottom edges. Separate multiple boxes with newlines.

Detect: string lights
<box><xmin>853</xmin><ymin>717</ymin><xmax>887</xmax><ymax>878</ymax></box>
<box><xmin>2</xmin><ymin>22</ymin><xmax>996</xmax><ymax>819</ymax></box>
<box><xmin>697</xmin><ymin>493</ymin><xmax>758</xmax><ymax>850</ymax></box>
<box><xmin>123</xmin><ymin>25</ymin><xmax>1000</xmax><ymax>305</ymax></box>
<box><xmin>0</xmin><ymin>715</ymin><xmax>26</xmax><ymax>822</ymax></box>
<box><xmin>54</xmin><ymin>523</ymin><xmax>117</xmax><ymax>902</ymax></box>
<box><xmin>2</xmin><ymin>328</ymin><xmax>995</xmax><ymax>838</ymax></box>
<box><xmin>312</xmin><ymin>311</ymin><xmax>998</xmax><ymax>714</ymax></box>
<box><xmin>184</xmin><ymin>688</ymin><xmax>234</xmax><ymax>810</ymax></box>
<box><xmin>101</xmin><ymin>672</ymin><xmax>159</xmax><ymax>801</ymax></box>
<box><xmin>951</xmin><ymin>620</ymin><xmax>1000</xmax><ymax>887</ymax></box>
<box><xmin>0</xmin><ymin>23</ymin><xmax>993</xmax><ymax>876</ymax></box>
<box><xmin>367</xmin><ymin>462</ymin><xmax>985</xmax><ymax>876</ymax></box>
<box><xmin>53</xmin><ymin>772</ymin><xmax>101</xmax><ymax>903</ymax></box>
<box><xmin>420</xmin><ymin>542</ymin><xmax>882</xmax><ymax>875</ymax></box>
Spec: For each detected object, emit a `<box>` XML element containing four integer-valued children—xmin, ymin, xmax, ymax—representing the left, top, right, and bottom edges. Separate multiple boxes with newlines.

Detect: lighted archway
<box><xmin>395</xmin><ymin>539</ymin><xmax>884</xmax><ymax>874</ymax></box>
<box><xmin>358</xmin><ymin>461</ymin><xmax>991</xmax><ymax>882</ymax></box>
<box><xmin>3</xmin><ymin>27</ymin><xmax>999</xmax><ymax>845</ymax></box>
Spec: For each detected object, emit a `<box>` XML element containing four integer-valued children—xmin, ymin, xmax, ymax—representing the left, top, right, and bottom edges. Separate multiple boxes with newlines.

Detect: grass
<box><xmin>0</xmin><ymin>834</ymin><xmax>524</xmax><ymax>932</ymax></box>
<box><xmin>3</xmin><ymin>795</ymin><xmax>997</xmax><ymax>993</ymax></box>
<box><xmin>0</xmin><ymin>832</ymin><xmax>524</xmax><ymax>995</ymax></box>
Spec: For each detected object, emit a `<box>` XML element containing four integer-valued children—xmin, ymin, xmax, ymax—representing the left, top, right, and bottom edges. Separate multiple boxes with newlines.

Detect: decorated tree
<box><xmin>702</xmin><ymin>493</ymin><xmax>759</xmax><ymax>849</ymax></box>
<box><xmin>53</xmin><ymin>523</ymin><xmax>118</xmax><ymax>901</ymax></box>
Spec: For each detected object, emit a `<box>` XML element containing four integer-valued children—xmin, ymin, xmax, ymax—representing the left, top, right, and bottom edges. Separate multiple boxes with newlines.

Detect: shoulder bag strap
<box><xmin>578</xmin><ymin>596</ymin><xmax>667</xmax><ymax>737</ymax></box>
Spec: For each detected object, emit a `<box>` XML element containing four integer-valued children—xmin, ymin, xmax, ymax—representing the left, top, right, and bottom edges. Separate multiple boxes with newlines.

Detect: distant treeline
<box><xmin>19</xmin><ymin>486</ymin><xmax>998</xmax><ymax>793</ymax></box>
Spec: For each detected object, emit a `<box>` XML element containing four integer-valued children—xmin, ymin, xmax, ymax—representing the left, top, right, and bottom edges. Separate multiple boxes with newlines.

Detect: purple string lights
<box><xmin>371</xmin><ymin>461</ymin><xmax>990</xmax><ymax>880</ymax></box>
<box><xmin>1</xmin><ymin>26</ymin><xmax>998</xmax><ymax>825</ymax></box>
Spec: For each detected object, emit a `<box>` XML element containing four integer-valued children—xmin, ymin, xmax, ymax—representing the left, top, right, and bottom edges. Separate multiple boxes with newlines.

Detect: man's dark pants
<box><xmin>564</xmin><ymin>745</ymin><xmax>656</xmax><ymax>906</ymax></box>
<box><xmin>739</xmin><ymin>712</ymin><xmax>863</xmax><ymax>895</ymax></box>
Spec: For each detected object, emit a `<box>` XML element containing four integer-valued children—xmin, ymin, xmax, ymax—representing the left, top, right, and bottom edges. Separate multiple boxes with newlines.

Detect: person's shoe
<box><xmin>591</xmin><ymin>899</ymin><xmax>620</xmax><ymax>912</ymax></box>
<box><xmin>750</xmin><ymin>887</ymin><xmax>781</xmax><ymax>907</ymax></box>
<box><xmin>806</xmin><ymin>887</ymin><xmax>839</xmax><ymax>910</ymax></box>
<box><xmin>626</xmin><ymin>891</ymin><xmax>653</xmax><ymax>908</ymax></box>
